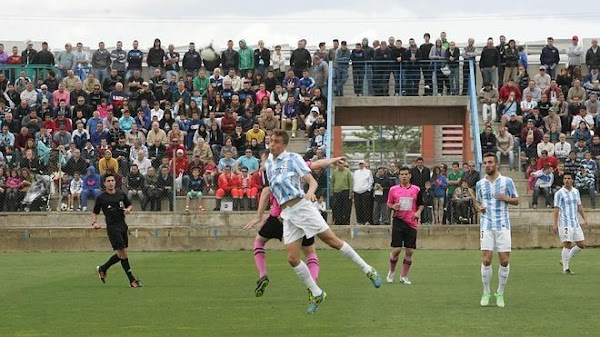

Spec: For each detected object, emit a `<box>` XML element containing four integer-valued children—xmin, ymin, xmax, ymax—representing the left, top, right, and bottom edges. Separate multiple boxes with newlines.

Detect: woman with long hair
<box><xmin>430</xmin><ymin>166</ymin><xmax>448</xmax><ymax>224</ymax></box>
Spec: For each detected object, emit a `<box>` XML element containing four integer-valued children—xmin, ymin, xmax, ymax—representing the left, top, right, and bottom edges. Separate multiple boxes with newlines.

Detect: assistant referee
<box><xmin>92</xmin><ymin>173</ymin><xmax>142</xmax><ymax>288</ymax></box>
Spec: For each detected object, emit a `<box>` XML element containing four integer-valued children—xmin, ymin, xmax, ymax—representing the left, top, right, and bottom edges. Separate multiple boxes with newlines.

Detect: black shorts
<box><xmin>391</xmin><ymin>218</ymin><xmax>417</xmax><ymax>249</ymax></box>
<box><xmin>258</xmin><ymin>215</ymin><xmax>315</xmax><ymax>247</ymax></box>
<box><xmin>107</xmin><ymin>225</ymin><xmax>128</xmax><ymax>250</ymax></box>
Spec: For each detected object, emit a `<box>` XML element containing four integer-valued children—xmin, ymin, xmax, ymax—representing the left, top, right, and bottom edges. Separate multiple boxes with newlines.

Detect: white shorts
<box><xmin>480</xmin><ymin>229</ymin><xmax>512</xmax><ymax>252</ymax></box>
<box><xmin>280</xmin><ymin>198</ymin><xmax>329</xmax><ymax>244</ymax></box>
<box><xmin>559</xmin><ymin>226</ymin><xmax>585</xmax><ymax>243</ymax></box>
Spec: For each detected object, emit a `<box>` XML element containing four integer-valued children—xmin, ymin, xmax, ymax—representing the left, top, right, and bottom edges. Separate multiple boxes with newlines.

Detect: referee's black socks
<box><xmin>120</xmin><ymin>258</ymin><xmax>136</xmax><ymax>282</ymax></box>
<box><xmin>101</xmin><ymin>254</ymin><xmax>121</xmax><ymax>271</ymax></box>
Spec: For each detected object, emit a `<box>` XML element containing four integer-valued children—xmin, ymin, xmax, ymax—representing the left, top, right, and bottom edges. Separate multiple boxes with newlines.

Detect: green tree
<box><xmin>345</xmin><ymin>126</ymin><xmax>421</xmax><ymax>166</ymax></box>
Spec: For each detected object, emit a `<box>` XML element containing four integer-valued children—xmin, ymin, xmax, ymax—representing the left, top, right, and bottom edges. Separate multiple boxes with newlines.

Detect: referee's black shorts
<box><xmin>258</xmin><ymin>215</ymin><xmax>315</xmax><ymax>247</ymax></box>
<box><xmin>107</xmin><ymin>224</ymin><xmax>129</xmax><ymax>250</ymax></box>
<box><xmin>391</xmin><ymin>218</ymin><xmax>417</xmax><ymax>249</ymax></box>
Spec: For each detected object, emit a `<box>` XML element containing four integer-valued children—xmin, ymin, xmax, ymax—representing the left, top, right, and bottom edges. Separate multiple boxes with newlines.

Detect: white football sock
<box><xmin>569</xmin><ymin>246</ymin><xmax>583</xmax><ymax>259</ymax></box>
<box><xmin>340</xmin><ymin>242</ymin><xmax>372</xmax><ymax>274</ymax></box>
<box><xmin>497</xmin><ymin>265</ymin><xmax>510</xmax><ymax>295</ymax></box>
<box><xmin>481</xmin><ymin>264</ymin><xmax>492</xmax><ymax>294</ymax></box>
<box><xmin>293</xmin><ymin>261</ymin><xmax>322</xmax><ymax>296</ymax></box>
<box><xmin>561</xmin><ymin>247</ymin><xmax>570</xmax><ymax>271</ymax></box>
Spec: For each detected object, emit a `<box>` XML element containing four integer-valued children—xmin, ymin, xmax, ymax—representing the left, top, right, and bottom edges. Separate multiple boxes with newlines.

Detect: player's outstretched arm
<box><xmin>310</xmin><ymin>156</ymin><xmax>346</xmax><ymax>171</ymax></box>
<box><xmin>244</xmin><ymin>187</ymin><xmax>271</xmax><ymax>230</ymax></box>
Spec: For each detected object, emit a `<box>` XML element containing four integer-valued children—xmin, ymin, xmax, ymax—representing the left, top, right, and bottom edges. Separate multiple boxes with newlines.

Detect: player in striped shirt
<box><xmin>244</xmin><ymin>151</ymin><xmax>346</xmax><ymax>298</ymax></box>
<box><xmin>246</xmin><ymin>130</ymin><xmax>381</xmax><ymax>314</ymax></box>
<box><xmin>553</xmin><ymin>172</ymin><xmax>588</xmax><ymax>275</ymax></box>
<box><xmin>476</xmin><ymin>153</ymin><xmax>520</xmax><ymax>308</ymax></box>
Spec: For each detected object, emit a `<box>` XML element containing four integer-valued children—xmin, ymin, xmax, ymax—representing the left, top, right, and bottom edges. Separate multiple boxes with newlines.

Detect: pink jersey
<box><xmin>387</xmin><ymin>184</ymin><xmax>423</xmax><ymax>229</ymax></box>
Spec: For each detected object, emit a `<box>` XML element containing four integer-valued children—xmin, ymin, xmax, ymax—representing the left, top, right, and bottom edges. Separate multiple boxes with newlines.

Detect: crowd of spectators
<box><xmin>478</xmin><ymin>35</ymin><xmax>600</xmax><ymax>209</ymax></box>
<box><xmin>330</xmin><ymin>157</ymin><xmax>481</xmax><ymax>226</ymax></box>
<box><xmin>0</xmin><ymin>38</ymin><xmax>333</xmax><ymax>212</ymax></box>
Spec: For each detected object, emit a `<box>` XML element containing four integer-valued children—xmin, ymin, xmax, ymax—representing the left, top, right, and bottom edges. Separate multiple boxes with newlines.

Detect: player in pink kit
<box><xmin>386</xmin><ymin>166</ymin><xmax>424</xmax><ymax>284</ymax></box>
<box><xmin>244</xmin><ymin>151</ymin><xmax>346</xmax><ymax>298</ymax></box>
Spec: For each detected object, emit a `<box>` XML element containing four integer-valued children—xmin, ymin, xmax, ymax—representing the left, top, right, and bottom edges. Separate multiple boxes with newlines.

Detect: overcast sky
<box><xmin>2</xmin><ymin>0</ymin><xmax>596</xmax><ymax>50</ymax></box>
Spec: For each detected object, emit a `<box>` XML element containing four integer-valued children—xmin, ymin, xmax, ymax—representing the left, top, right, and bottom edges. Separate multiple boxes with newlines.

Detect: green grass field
<box><xmin>0</xmin><ymin>249</ymin><xmax>598</xmax><ymax>337</ymax></box>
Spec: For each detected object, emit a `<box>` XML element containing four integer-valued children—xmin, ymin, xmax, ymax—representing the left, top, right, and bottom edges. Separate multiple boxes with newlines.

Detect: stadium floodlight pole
<box><xmin>325</xmin><ymin>60</ymin><xmax>334</xmax><ymax>208</ymax></box>
<box><xmin>468</xmin><ymin>59</ymin><xmax>483</xmax><ymax>172</ymax></box>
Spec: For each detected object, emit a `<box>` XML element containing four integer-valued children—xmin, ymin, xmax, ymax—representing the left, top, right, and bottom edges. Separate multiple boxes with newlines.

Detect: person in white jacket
<box><xmin>555</xmin><ymin>133</ymin><xmax>572</xmax><ymax>161</ymax></box>
<box><xmin>68</xmin><ymin>171</ymin><xmax>83</xmax><ymax>211</ymax></box>
<box><xmin>353</xmin><ymin>161</ymin><xmax>374</xmax><ymax>225</ymax></box>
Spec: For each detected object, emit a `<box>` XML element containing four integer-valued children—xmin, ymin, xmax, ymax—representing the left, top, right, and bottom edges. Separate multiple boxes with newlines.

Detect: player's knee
<box><xmin>215</xmin><ymin>189</ymin><xmax>225</xmax><ymax>198</ymax></box>
<box><xmin>577</xmin><ymin>242</ymin><xmax>586</xmax><ymax>249</ymax></box>
<box><xmin>287</xmin><ymin>254</ymin><xmax>301</xmax><ymax>267</ymax></box>
<box><xmin>499</xmin><ymin>258</ymin><xmax>509</xmax><ymax>267</ymax></box>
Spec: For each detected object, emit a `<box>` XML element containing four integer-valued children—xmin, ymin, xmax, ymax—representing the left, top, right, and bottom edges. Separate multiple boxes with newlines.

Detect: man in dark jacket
<box><xmin>372</xmin><ymin>167</ymin><xmax>392</xmax><ymax>225</ymax></box>
<box><xmin>35</xmin><ymin>42</ymin><xmax>55</xmax><ymax>65</ymax></box>
<box><xmin>540</xmin><ymin>37</ymin><xmax>560</xmax><ymax>79</ymax></box>
<box><xmin>373</xmin><ymin>42</ymin><xmax>393</xmax><ymax>96</ymax></box>
<box><xmin>253</xmin><ymin>40</ymin><xmax>270</xmax><ymax>76</ymax></box>
<box><xmin>290</xmin><ymin>39</ymin><xmax>312</xmax><ymax>77</ymax></box>
<box><xmin>403</xmin><ymin>38</ymin><xmax>422</xmax><ymax>96</ymax></box>
<box><xmin>496</xmin><ymin>35</ymin><xmax>507</xmax><ymax>88</ymax></box>
<box><xmin>182</xmin><ymin>42</ymin><xmax>202</xmax><ymax>75</ymax></box>
<box><xmin>480</xmin><ymin>38</ymin><xmax>500</xmax><ymax>89</ymax></box>
<box><xmin>65</xmin><ymin>148</ymin><xmax>88</xmax><ymax>177</ymax></box>
<box><xmin>409</xmin><ymin>157</ymin><xmax>431</xmax><ymax>189</ymax></box>
<box><xmin>585</xmin><ymin>38</ymin><xmax>600</xmax><ymax>70</ymax></box>
<box><xmin>419</xmin><ymin>33</ymin><xmax>434</xmax><ymax>96</ymax></box>
<box><xmin>351</xmin><ymin>43</ymin><xmax>366</xmax><ymax>96</ymax></box>
<box><xmin>147</xmin><ymin>38</ymin><xmax>165</xmax><ymax>76</ymax></box>
<box><xmin>221</xmin><ymin>40</ymin><xmax>239</xmax><ymax>72</ymax></box>
<box><xmin>127</xmin><ymin>164</ymin><xmax>146</xmax><ymax>210</ymax></box>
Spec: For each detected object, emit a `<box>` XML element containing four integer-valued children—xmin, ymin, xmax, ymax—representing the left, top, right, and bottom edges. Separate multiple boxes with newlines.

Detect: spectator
<box><xmin>352</xmin><ymin>160</ymin><xmax>373</xmax><ymax>225</ymax></box>
<box><xmin>67</xmin><ymin>170</ymin><xmax>83</xmax><ymax>211</ymax></box>
<box><xmin>331</xmin><ymin>162</ymin><xmax>353</xmax><ymax>225</ymax></box>
<box><xmin>564</xmin><ymin>151</ymin><xmax>581</xmax><ymax>177</ymax></box>
<box><xmin>80</xmin><ymin>166</ymin><xmax>101</xmax><ymax>212</ymax></box>
<box><xmin>147</xmin><ymin>121</ymin><xmax>168</xmax><ymax>146</ymax></box>
<box><xmin>156</xmin><ymin>165</ymin><xmax>174</xmax><ymax>211</ymax></box>
<box><xmin>540</xmin><ymin>37</ymin><xmax>560</xmax><ymax>79</ymax></box>
<box><xmin>214</xmin><ymin>165</ymin><xmax>240</xmax><ymax>211</ymax></box>
<box><xmin>430</xmin><ymin>166</ymin><xmax>448</xmax><ymax>224</ymax></box>
<box><xmin>537</xmin><ymin>133</ymin><xmax>555</xmax><ymax>157</ymax></box>
<box><xmin>496</xmin><ymin>127</ymin><xmax>515</xmax><ymax>170</ymax></box>
<box><xmin>479</xmin><ymin>82</ymin><xmax>498</xmax><ymax>122</ymax></box>
<box><xmin>536</xmin><ymin>150</ymin><xmax>558</xmax><ymax>171</ymax></box>
<box><xmin>290</xmin><ymin>39</ymin><xmax>311</xmax><ymax>78</ymax></box>
<box><xmin>480</xmin><ymin>126</ymin><xmax>497</xmax><ymax>154</ymax></box>
<box><xmin>463</xmin><ymin>160</ymin><xmax>480</xmax><ymax>189</ymax></box>
<box><xmin>371</xmin><ymin>166</ymin><xmax>392</xmax><ymax>225</ymax></box>
<box><xmin>530</xmin><ymin>164</ymin><xmax>554</xmax><ymax>209</ymax></box>
<box><xmin>236</xmin><ymin>167</ymin><xmax>258</xmax><ymax>210</ymax></box>
<box><xmin>409</xmin><ymin>157</ymin><xmax>431</xmax><ymax>189</ymax></box>
<box><xmin>125</xmin><ymin>164</ymin><xmax>145</xmax><ymax>210</ymax></box>
<box><xmin>575</xmin><ymin>166</ymin><xmax>596</xmax><ymax>208</ymax></box>
<box><xmin>567</xmin><ymin>80</ymin><xmax>586</xmax><ymax>104</ymax></box>
<box><xmin>451</xmin><ymin>179</ymin><xmax>476</xmax><ymax>224</ymax></box>
<box><xmin>479</xmin><ymin>38</ymin><xmax>500</xmax><ymax>87</ymax></box>
<box><xmin>98</xmin><ymin>150</ymin><xmax>118</xmax><ymax>176</ymax></box>
<box><xmin>533</xmin><ymin>66</ymin><xmax>551</xmax><ymax>91</ymax></box>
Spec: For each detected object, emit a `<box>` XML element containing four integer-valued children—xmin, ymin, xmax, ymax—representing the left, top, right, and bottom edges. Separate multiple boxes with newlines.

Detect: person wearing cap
<box><xmin>21</xmin><ymin>41</ymin><xmax>37</xmax><ymax>65</ymax></box>
<box><xmin>533</xmin><ymin>65</ymin><xmax>551</xmax><ymax>91</ymax></box>
<box><xmin>540</xmin><ymin>37</ymin><xmax>560</xmax><ymax>79</ymax></box>
<box><xmin>98</xmin><ymin>149</ymin><xmax>118</xmax><ymax>176</ymax></box>
<box><xmin>567</xmin><ymin>35</ymin><xmax>583</xmax><ymax>75</ymax></box>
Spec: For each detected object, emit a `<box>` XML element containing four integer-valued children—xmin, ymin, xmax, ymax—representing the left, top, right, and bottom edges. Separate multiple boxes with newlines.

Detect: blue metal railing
<box><xmin>468</xmin><ymin>60</ymin><xmax>483</xmax><ymax>169</ymax></box>
<box><xmin>325</xmin><ymin>61</ymin><xmax>334</xmax><ymax>207</ymax></box>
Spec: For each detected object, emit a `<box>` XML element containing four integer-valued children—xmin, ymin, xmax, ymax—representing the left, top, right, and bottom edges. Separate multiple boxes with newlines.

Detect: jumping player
<box><xmin>93</xmin><ymin>173</ymin><xmax>142</xmax><ymax>288</ymax></box>
<box><xmin>246</xmin><ymin>130</ymin><xmax>380</xmax><ymax>314</ymax></box>
<box><xmin>244</xmin><ymin>151</ymin><xmax>345</xmax><ymax>298</ymax></box>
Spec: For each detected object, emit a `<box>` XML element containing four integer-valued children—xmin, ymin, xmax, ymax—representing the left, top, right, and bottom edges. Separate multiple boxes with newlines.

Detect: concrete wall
<box><xmin>1</xmin><ymin>212</ymin><xmax>599</xmax><ymax>252</ymax></box>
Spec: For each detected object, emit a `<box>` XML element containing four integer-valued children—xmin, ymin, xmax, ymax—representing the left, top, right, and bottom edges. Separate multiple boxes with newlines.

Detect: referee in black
<box><xmin>92</xmin><ymin>173</ymin><xmax>142</xmax><ymax>288</ymax></box>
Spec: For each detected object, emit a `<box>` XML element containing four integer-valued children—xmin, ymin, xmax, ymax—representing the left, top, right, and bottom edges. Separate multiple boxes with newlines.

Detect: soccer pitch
<box><xmin>0</xmin><ymin>250</ymin><xmax>597</xmax><ymax>337</ymax></box>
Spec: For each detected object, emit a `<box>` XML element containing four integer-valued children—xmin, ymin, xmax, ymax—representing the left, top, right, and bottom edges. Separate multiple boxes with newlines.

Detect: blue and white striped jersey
<box><xmin>553</xmin><ymin>187</ymin><xmax>581</xmax><ymax>228</ymax></box>
<box><xmin>476</xmin><ymin>174</ymin><xmax>518</xmax><ymax>231</ymax></box>
<box><xmin>265</xmin><ymin>150</ymin><xmax>310</xmax><ymax>205</ymax></box>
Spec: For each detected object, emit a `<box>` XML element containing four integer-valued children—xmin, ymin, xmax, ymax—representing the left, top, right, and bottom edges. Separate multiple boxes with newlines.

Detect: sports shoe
<box><xmin>386</xmin><ymin>271</ymin><xmax>395</xmax><ymax>283</ymax></box>
<box><xmin>96</xmin><ymin>265</ymin><xmax>106</xmax><ymax>283</ymax></box>
<box><xmin>480</xmin><ymin>293</ymin><xmax>491</xmax><ymax>306</ymax></box>
<box><xmin>307</xmin><ymin>291</ymin><xmax>326</xmax><ymax>314</ymax></box>
<box><xmin>254</xmin><ymin>275</ymin><xmax>269</xmax><ymax>297</ymax></box>
<box><xmin>399</xmin><ymin>276</ymin><xmax>412</xmax><ymax>285</ymax></box>
<box><xmin>563</xmin><ymin>269</ymin><xmax>575</xmax><ymax>275</ymax></box>
<box><xmin>130</xmin><ymin>280</ymin><xmax>143</xmax><ymax>288</ymax></box>
<box><xmin>495</xmin><ymin>293</ymin><xmax>505</xmax><ymax>308</ymax></box>
<box><xmin>307</xmin><ymin>288</ymin><xmax>313</xmax><ymax>302</ymax></box>
<box><xmin>367</xmin><ymin>268</ymin><xmax>382</xmax><ymax>288</ymax></box>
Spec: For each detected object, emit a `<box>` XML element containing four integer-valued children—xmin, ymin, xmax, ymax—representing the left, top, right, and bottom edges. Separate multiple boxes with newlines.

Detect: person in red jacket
<box><xmin>220</xmin><ymin>110</ymin><xmax>237</xmax><ymax>135</ymax></box>
<box><xmin>170</xmin><ymin>149</ymin><xmax>189</xmax><ymax>194</ymax></box>
<box><xmin>237</xmin><ymin>166</ymin><xmax>259</xmax><ymax>210</ymax></box>
<box><xmin>215</xmin><ymin>165</ymin><xmax>241</xmax><ymax>211</ymax></box>
<box><xmin>536</xmin><ymin>150</ymin><xmax>558</xmax><ymax>171</ymax></box>
<box><xmin>165</xmin><ymin>137</ymin><xmax>186</xmax><ymax>159</ymax></box>
<box><xmin>498</xmin><ymin>78</ymin><xmax>522</xmax><ymax>103</ymax></box>
<box><xmin>520</xmin><ymin>119</ymin><xmax>544</xmax><ymax>145</ymax></box>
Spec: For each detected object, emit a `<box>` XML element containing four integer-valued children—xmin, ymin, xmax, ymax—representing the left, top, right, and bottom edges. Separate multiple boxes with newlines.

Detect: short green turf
<box><xmin>0</xmin><ymin>250</ymin><xmax>597</xmax><ymax>337</ymax></box>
